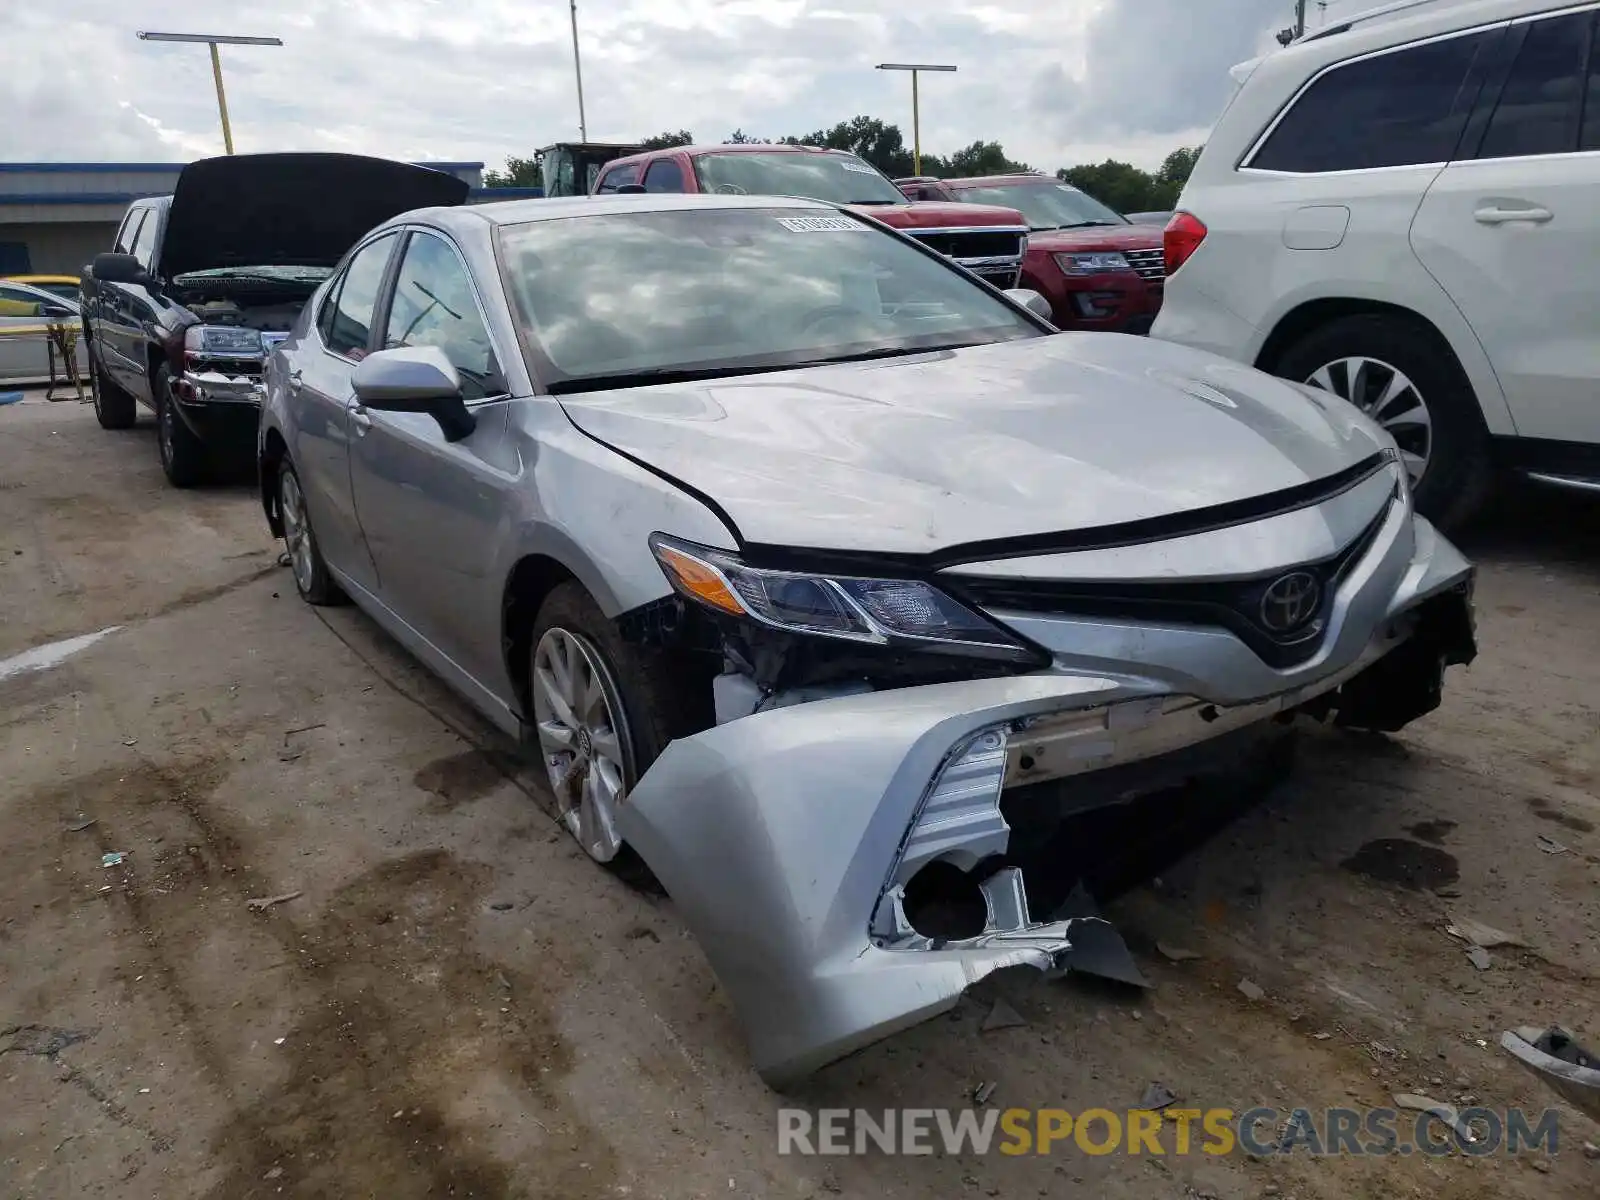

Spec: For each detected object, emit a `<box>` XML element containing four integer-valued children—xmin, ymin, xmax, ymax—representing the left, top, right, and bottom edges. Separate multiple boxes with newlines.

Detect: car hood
<box><xmin>1025</xmin><ymin>225</ymin><xmax>1163</xmax><ymax>252</ymax></box>
<box><xmin>159</xmin><ymin>153</ymin><xmax>470</xmax><ymax>278</ymax></box>
<box><xmin>558</xmin><ymin>335</ymin><xmax>1393</xmax><ymax>557</ymax></box>
<box><xmin>848</xmin><ymin>201</ymin><xmax>1027</xmax><ymax>230</ymax></box>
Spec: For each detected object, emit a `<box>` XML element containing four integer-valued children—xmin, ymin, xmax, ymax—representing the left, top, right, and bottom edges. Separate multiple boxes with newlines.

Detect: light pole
<box><xmin>569</xmin><ymin>0</ymin><xmax>588</xmax><ymax>141</ymax></box>
<box><xmin>136</xmin><ymin>31</ymin><xmax>283</xmax><ymax>155</ymax></box>
<box><xmin>876</xmin><ymin>63</ymin><xmax>956</xmax><ymax>176</ymax></box>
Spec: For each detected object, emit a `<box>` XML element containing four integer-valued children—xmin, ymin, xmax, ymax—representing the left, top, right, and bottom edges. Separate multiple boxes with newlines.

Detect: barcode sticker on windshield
<box><xmin>775</xmin><ymin>216</ymin><xmax>864</xmax><ymax>232</ymax></box>
<box><xmin>838</xmin><ymin>160</ymin><xmax>878</xmax><ymax>175</ymax></box>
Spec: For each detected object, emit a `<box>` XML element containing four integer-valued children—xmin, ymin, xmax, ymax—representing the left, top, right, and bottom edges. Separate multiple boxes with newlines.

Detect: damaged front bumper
<box><xmin>618</xmin><ymin>513</ymin><xmax>1476</xmax><ymax>1087</ymax></box>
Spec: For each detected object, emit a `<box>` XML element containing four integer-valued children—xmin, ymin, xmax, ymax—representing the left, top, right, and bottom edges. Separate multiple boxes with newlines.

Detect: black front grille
<box><xmin>948</xmin><ymin>500</ymin><xmax>1393</xmax><ymax>669</ymax></box>
<box><xmin>910</xmin><ymin>230</ymin><xmax>1025</xmax><ymax>261</ymax></box>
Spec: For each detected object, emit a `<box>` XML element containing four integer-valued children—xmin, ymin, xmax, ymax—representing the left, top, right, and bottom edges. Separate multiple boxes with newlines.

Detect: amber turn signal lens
<box><xmin>655</xmin><ymin>546</ymin><xmax>746</xmax><ymax>616</ymax></box>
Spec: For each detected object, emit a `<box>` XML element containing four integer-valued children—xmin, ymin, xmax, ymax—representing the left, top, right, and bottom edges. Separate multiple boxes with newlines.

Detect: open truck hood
<box><xmin>558</xmin><ymin>333</ymin><xmax>1392</xmax><ymax>556</ymax></box>
<box><xmin>159</xmin><ymin>152</ymin><xmax>470</xmax><ymax>278</ymax></box>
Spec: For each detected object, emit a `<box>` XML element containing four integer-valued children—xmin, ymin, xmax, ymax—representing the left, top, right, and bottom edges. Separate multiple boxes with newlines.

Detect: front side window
<box><xmin>692</xmin><ymin>152</ymin><xmax>908</xmax><ymax>205</ymax></box>
<box><xmin>325</xmin><ymin>233</ymin><xmax>397</xmax><ymax>359</ymax></box>
<box><xmin>113</xmin><ymin>208</ymin><xmax>146</xmax><ymax>255</ymax></box>
<box><xmin>498</xmin><ymin>207</ymin><xmax>1044</xmax><ymax>391</ymax></box>
<box><xmin>596</xmin><ymin>163</ymin><xmax>641</xmax><ymax>194</ymax></box>
<box><xmin>129</xmin><ymin>208</ymin><xmax>160</xmax><ymax>270</ymax></box>
<box><xmin>1477</xmin><ymin>11</ymin><xmax>1594</xmax><ymax>159</ymax></box>
<box><xmin>382</xmin><ymin>232</ymin><xmax>499</xmax><ymax>399</ymax></box>
<box><xmin>1250</xmin><ymin>30</ymin><xmax>1496</xmax><ymax>172</ymax></box>
<box><xmin>953</xmin><ymin>182</ymin><xmax>1127</xmax><ymax>231</ymax></box>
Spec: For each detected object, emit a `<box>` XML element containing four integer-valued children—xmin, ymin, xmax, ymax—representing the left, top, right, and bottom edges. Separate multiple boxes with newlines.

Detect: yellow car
<box><xmin>2</xmin><ymin>274</ymin><xmax>81</xmax><ymax>304</ymax></box>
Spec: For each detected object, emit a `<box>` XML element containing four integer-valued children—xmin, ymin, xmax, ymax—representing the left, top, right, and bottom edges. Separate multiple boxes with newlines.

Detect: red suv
<box><xmin>897</xmin><ymin>175</ymin><xmax>1166</xmax><ymax>334</ymax></box>
<box><xmin>593</xmin><ymin>145</ymin><xmax>1031</xmax><ymax>291</ymax></box>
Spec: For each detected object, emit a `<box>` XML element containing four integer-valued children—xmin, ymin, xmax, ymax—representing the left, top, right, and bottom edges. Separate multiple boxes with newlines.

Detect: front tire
<box><xmin>528</xmin><ymin>582</ymin><xmax>710</xmax><ymax>866</ymax></box>
<box><xmin>277</xmin><ymin>460</ymin><xmax>343</xmax><ymax>605</ymax></box>
<box><xmin>89</xmin><ymin>347</ymin><xmax>137</xmax><ymax>430</ymax></box>
<box><xmin>1275</xmin><ymin>314</ymin><xmax>1491</xmax><ymax>532</ymax></box>
<box><xmin>155</xmin><ymin>366</ymin><xmax>207</xmax><ymax>488</ymax></box>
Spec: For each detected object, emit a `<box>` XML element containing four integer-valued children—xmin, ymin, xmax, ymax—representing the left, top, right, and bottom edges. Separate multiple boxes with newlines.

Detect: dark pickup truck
<box><xmin>80</xmin><ymin>152</ymin><xmax>469</xmax><ymax>486</ymax></box>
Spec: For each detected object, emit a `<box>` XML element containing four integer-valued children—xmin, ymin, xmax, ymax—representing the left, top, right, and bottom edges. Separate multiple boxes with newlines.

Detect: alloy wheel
<box><xmin>1304</xmin><ymin>356</ymin><xmax>1432</xmax><ymax>484</ymax></box>
<box><xmin>158</xmin><ymin>395</ymin><xmax>175</xmax><ymax>467</ymax></box>
<box><xmin>531</xmin><ymin>627</ymin><xmax>632</xmax><ymax>863</ymax></box>
<box><xmin>278</xmin><ymin>470</ymin><xmax>317</xmax><ymax>595</ymax></box>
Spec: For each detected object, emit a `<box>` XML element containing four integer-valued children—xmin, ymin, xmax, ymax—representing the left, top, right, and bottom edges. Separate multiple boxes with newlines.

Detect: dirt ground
<box><xmin>2</xmin><ymin>395</ymin><xmax>1597</xmax><ymax>1199</ymax></box>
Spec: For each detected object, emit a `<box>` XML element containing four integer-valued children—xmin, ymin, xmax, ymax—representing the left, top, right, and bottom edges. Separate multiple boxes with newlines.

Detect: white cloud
<box><xmin>2</xmin><ymin>0</ymin><xmax>1291</xmax><ymax>172</ymax></box>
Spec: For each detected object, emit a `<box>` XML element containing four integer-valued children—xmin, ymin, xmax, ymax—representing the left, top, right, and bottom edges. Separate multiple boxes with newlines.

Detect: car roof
<box><xmin>402</xmin><ymin>191</ymin><xmax>839</xmax><ymax>231</ymax></box>
<box><xmin>605</xmin><ymin>142</ymin><xmax>854</xmax><ymax>170</ymax></box>
<box><xmin>5</xmin><ymin>273</ymin><xmax>79</xmax><ymax>284</ymax></box>
<box><xmin>938</xmin><ymin>174</ymin><xmax>1059</xmax><ymax>188</ymax></box>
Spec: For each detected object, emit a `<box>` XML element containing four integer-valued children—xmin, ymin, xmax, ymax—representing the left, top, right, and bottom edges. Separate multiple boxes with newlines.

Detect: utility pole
<box><xmin>569</xmin><ymin>0</ymin><xmax>588</xmax><ymax>142</ymax></box>
<box><xmin>876</xmin><ymin>63</ymin><xmax>957</xmax><ymax>177</ymax></box>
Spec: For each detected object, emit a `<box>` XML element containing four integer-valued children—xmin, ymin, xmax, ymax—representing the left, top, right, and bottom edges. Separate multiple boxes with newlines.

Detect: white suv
<box><xmin>1152</xmin><ymin>0</ymin><xmax>1600</xmax><ymax>528</ymax></box>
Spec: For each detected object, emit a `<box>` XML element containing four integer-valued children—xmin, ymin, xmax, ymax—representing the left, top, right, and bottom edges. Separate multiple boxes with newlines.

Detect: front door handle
<box><xmin>1474</xmin><ymin>205</ymin><xmax>1552</xmax><ymax>225</ymax></box>
<box><xmin>350</xmin><ymin>407</ymin><xmax>372</xmax><ymax>435</ymax></box>
<box><xmin>287</xmin><ymin>367</ymin><xmax>303</xmax><ymax>389</ymax></box>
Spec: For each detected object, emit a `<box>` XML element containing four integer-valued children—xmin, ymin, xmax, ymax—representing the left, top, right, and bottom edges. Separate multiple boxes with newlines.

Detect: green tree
<box><xmin>942</xmin><ymin>140</ymin><xmax>1034</xmax><ymax>178</ymax></box>
<box><xmin>789</xmin><ymin>115</ymin><xmax>916</xmax><ymax>177</ymax></box>
<box><xmin>640</xmin><ymin>129</ymin><xmax>695</xmax><ymax>149</ymax></box>
<box><xmin>1056</xmin><ymin>159</ymin><xmax>1161</xmax><ymax>215</ymax></box>
<box><xmin>482</xmin><ymin>156</ymin><xmax>540</xmax><ymax>188</ymax></box>
<box><xmin>724</xmin><ymin>129</ymin><xmax>772</xmax><ymax>144</ymax></box>
<box><xmin>1151</xmin><ymin>145</ymin><xmax>1203</xmax><ymax>208</ymax></box>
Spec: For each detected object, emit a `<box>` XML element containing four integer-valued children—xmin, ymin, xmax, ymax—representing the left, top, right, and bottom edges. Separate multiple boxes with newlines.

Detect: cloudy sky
<box><xmin>6</xmin><ymin>0</ymin><xmax>1347</xmax><ymax>174</ymax></box>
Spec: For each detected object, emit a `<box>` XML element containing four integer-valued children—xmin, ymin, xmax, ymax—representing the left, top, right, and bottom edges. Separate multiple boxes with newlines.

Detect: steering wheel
<box><xmin>797</xmin><ymin>305</ymin><xmax>863</xmax><ymax>338</ymax></box>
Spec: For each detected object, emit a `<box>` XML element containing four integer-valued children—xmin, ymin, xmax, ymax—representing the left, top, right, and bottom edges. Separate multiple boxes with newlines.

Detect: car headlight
<box><xmin>185</xmin><ymin>325</ymin><xmax>264</xmax><ymax>356</ymax></box>
<box><xmin>649</xmin><ymin>535</ymin><xmax>1039</xmax><ymax>663</ymax></box>
<box><xmin>1053</xmin><ymin>251</ymin><xmax>1132</xmax><ymax>276</ymax></box>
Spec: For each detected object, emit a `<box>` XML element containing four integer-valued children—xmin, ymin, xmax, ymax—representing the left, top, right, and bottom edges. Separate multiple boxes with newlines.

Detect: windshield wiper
<box><xmin>548</xmin><ymin>363</ymin><xmax>784</xmax><ymax>395</ymax></box>
<box><xmin>848</xmin><ymin>199</ymin><xmax>902</xmax><ymax>206</ymax></box>
<box><xmin>1055</xmin><ymin>220</ymin><xmax>1124</xmax><ymax>229</ymax></box>
<box><xmin>784</xmin><ymin>342</ymin><xmax>992</xmax><ymax>368</ymax></box>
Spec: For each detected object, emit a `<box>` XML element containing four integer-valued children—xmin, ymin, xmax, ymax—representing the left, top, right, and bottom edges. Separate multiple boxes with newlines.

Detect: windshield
<box><xmin>692</xmin><ymin>152</ymin><xmax>908</xmax><ymax>206</ymax></box>
<box><xmin>954</xmin><ymin>183</ymin><xmax>1128</xmax><ymax>231</ymax></box>
<box><xmin>498</xmin><ymin>207</ymin><xmax>1043</xmax><ymax>390</ymax></box>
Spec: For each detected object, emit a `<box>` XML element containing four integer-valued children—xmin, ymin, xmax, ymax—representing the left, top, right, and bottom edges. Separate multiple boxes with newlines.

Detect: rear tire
<box><xmin>528</xmin><ymin>581</ymin><xmax>711</xmax><ymax>874</ymax></box>
<box><xmin>155</xmin><ymin>365</ymin><xmax>208</xmax><ymax>488</ymax></box>
<box><xmin>89</xmin><ymin>347</ymin><xmax>136</xmax><ymax>430</ymax></box>
<box><xmin>1274</xmin><ymin>314</ymin><xmax>1492</xmax><ymax>533</ymax></box>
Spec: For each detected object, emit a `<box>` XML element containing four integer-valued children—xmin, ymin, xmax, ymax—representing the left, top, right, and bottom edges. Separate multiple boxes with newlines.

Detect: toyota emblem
<box><xmin>1260</xmin><ymin>571</ymin><xmax>1322</xmax><ymax>634</ymax></box>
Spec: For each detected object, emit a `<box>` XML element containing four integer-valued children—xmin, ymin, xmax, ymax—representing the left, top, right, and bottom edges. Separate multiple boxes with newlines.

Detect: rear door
<box><xmin>347</xmin><ymin>228</ymin><xmax>517</xmax><ymax>689</ymax></box>
<box><xmin>1411</xmin><ymin>6</ymin><xmax>1600</xmax><ymax>445</ymax></box>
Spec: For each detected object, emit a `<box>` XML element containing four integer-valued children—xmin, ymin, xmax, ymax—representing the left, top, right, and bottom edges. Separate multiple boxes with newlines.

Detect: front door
<box><xmin>1411</xmin><ymin>7</ymin><xmax>1600</xmax><ymax>445</ymax></box>
<box><xmin>347</xmin><ymin>229</ymin><xmax>518</xmax><ymax>690</ymax></box>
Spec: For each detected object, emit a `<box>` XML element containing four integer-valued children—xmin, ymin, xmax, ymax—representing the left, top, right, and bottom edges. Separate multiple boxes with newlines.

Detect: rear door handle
<box><xmin>1474</xmin><ymin>205</ymin><xmax>1552</xmax><ymax>225</ymax></box>
<box><xmin>350</xmin><ymin>407</ymin><xmax>372</xmax><ymax>435</ymax></box>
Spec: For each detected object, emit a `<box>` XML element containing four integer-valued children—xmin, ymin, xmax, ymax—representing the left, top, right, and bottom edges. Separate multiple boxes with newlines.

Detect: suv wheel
<box><xmin>154</xmin><ymin>366</ymin><xmax>207</xmax><ymax>488</ymax></box>
<box><xmin>89</xmin><ymin>347</ymin><xmax>137</xmax><ymax>430</ymax></box>
<box><xmin>528</xmin><ymin>582</ymin><xmax>711</xmax><ymax>869</ymax></box>
<box><xmin>1276</xmin><ymin>314</ymin><xmax>1490</xmax><ymax>532</ymax></box>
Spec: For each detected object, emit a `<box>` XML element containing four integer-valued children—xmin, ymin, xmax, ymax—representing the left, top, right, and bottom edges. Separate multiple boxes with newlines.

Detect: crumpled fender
<box><xmin>617</xmin><ymin>673</ymin><xmax>1131</xmax><ymax>1087</ymax></box>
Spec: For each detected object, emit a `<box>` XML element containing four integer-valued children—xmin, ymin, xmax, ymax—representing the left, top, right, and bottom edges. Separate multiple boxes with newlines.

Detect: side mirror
<box><xmin>91</xmin><ymin>252</ymin><xmax>150</xmax><ymax>286</ymax></box>
<box><xmin>1004</xmin><ymin>288</ymin><xmax>1054</xmax><ymax>322</ymax></box>
<box><xmin>351</xmin><ymin>345</ymin><xmax>477</xmax><ymax>442</ymax></box>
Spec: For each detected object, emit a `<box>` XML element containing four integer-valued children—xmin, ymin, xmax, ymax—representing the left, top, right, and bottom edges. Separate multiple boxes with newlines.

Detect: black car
<box><xmin>80</xmin><ymin>153</ymin><xmax>469</xmax><ymax>486</ymax></box>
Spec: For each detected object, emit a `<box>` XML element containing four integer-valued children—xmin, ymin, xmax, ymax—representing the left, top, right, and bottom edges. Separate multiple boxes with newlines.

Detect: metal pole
<box><xmin>911</xmin><ymin>69</ymin><xmax>921</xmax><ymax>176</ymax></box>
<box><xmin>208</xmin><ymin>41</ymin><xmax>234</xmax><ymax>154</ymax></box>
<box><xmin>569</xmin><ymin>0</ymin><xmax>588</xmax><ymax>142</ymax></box>
<box><xmin>1294</xmin><ymin>0</ymin><xmax>1307</xmax><ymax>37</ymax></box>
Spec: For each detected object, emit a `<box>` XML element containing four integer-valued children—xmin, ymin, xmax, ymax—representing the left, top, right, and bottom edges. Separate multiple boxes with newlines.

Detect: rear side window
<box><xmin>596</xmin><ymin>163</ymin><xmax>641</xmax><ymax>193</ymax></box>
<box><xmin>1250</xmin><ymin>30</ymin><xmax>1496</xmax><ymax>172</ymax></box>
<box><xmin>642</xmin><ymin>159</ymin><xmax>685</xmax><ymax>193</ymax></box>
<box><xmin>325</xmin><ymin>233</ymin><xmax>397</xmax><ymax>359</ymax></box>
<box><xmin>1587</xmin><ymin>18</ymin><xmax>1600</xmax><ymax>149</ymax></box>
<box><xmin>1477</xmin><ymin>11</ymin><xmax>1594</xmax><ymax>159</ymax></box>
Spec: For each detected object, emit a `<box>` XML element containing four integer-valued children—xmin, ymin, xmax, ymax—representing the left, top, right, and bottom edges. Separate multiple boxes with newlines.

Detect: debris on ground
<box><xmin>488</xmin><ymin>901</ymin><xmax>514</xmax><ymax>912</ymax></box>
<box><xmin>1313</xmin><ymin>1032</ymin><xmax>1334</xmax><ymax>1040</ymax></box>
<box><xmin>100</xmin><ymin>851</ymin><xmax>127</xmax><ymax>868</ymax></box>
<box><xmin>1393</xmin><ymin>1093</ymin><xmax>1478</xmax><ymax>1144</ymax></box>
<box><xmin>1137</xmin><ymin>1082</ymin><xmax>1179</xmax><ymax>1111</ymax></box>
<box><xmin>1536</xmin><ymin>835</ymin><xmax>1569</xmax><ymax>855</ymax></box>
<box><xmin>1466</xmin><ymin>947</ymin><xmax>1493</xmax><ymax>971</ymax></box>
<box><xmin>972</xmin><ymin>1081</ymin><xmax>996</xmax><ymax>1105</ymax></box>
<box><xmin>1582</xmin><ymin>1141</ymin><xmax>1599</xmax><ymax>1160</ymax></box>
<box><xmin>1446</xmin><ymin>916</ymin><xmax>1523</xmax><ymax>949</ymax></box>
<box><xmin>245</xmin><ymin>891</ymin><xmax>302</xmax><ymax>912</ymax></box>
<box><xmin>1237</xmin><ymin>978</ymin><xmax>1266</xmax><ymax>1002</ymax></box>
<box><xmin>121</xmin><ymin>737</ymin><xmax>137</xmax><ymax>746</ymax></box>
<box><xmin>65</xmin><ymin>818</ymin><xmax>96</xmax><ymax>833</ymax></box>
<box><xmin>1156</xmin><ymin>941</ymin><xmax>1202</xmax><ymax>963</ymax></box>
<box><xmin>981</xmin><ymin>999</ymin><xmax>1029</xmax><ymax>1032</ymax></box>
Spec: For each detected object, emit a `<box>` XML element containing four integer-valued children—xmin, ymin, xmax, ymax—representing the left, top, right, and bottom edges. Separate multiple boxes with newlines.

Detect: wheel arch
<box><xmin>501</xmin><ymin>549</ymin><xmax>613</xmax><ymax>723</ymax></box>
<box><xmin>259</xmin><ymin>427</ymin><xmax>289</xmax><ymax>537</ymax></box>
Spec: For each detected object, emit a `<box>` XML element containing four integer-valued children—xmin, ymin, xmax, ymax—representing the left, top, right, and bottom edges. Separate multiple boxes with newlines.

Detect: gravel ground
<box><xmin>2</xmin><ymin>397</ymin><xmax>1597</xmax><ymax>1199</ymax></box>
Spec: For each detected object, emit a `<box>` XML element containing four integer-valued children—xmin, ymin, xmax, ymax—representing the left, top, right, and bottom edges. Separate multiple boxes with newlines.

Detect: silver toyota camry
<box><xmin>259</xmin><ymin>193</ymin><xmax>1476</xmax><ymax>1086</ymax></box>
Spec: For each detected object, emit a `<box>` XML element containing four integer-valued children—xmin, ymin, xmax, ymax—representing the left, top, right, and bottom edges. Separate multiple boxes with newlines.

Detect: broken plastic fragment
<box><xmin>101</xmin><ymin>851</ymin><xmax>127</xmax><ymax>868</ymax></box>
